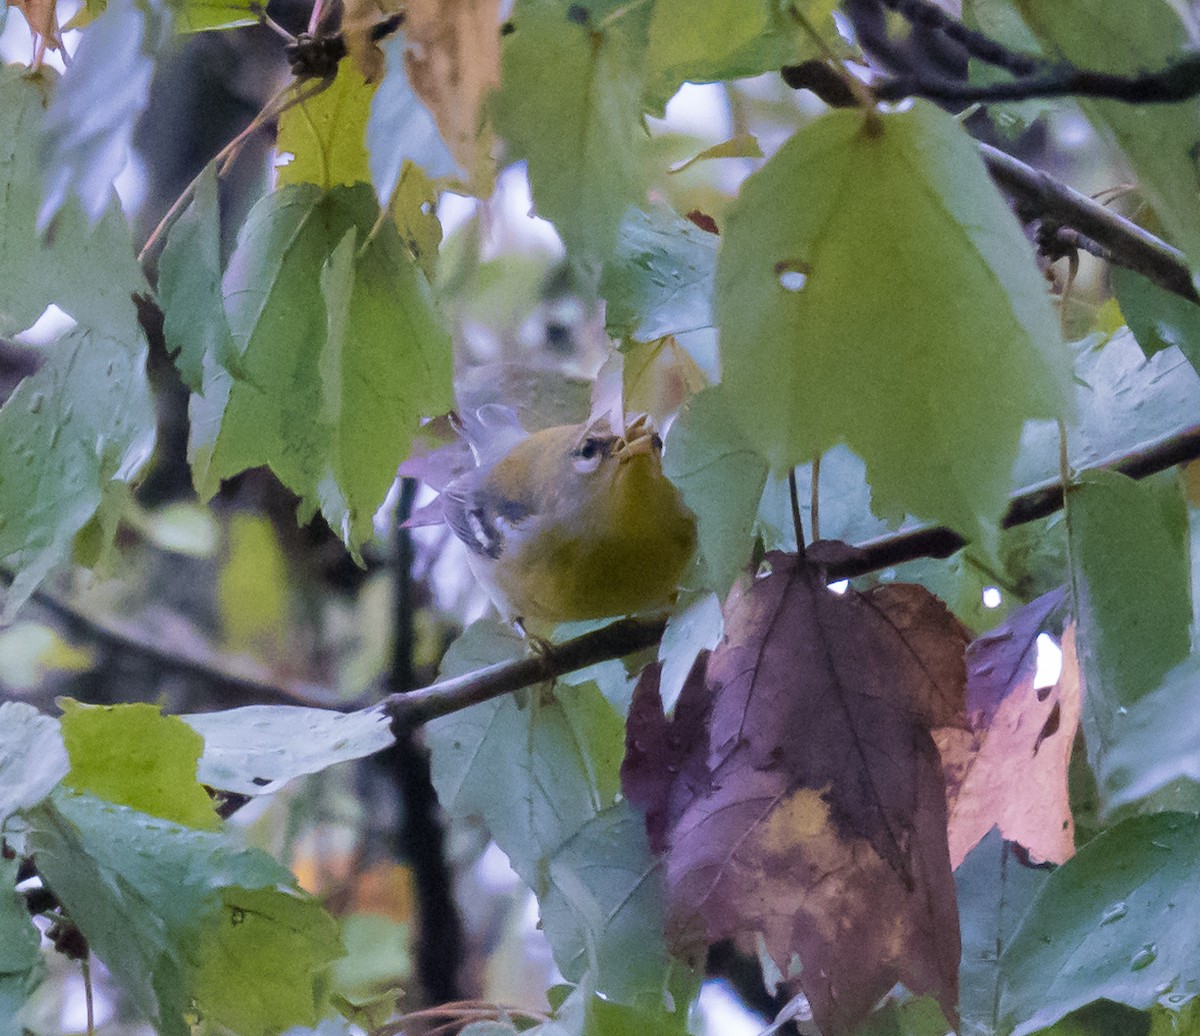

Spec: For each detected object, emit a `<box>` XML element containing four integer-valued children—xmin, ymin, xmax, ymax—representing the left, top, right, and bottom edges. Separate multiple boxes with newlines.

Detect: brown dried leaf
<box><xmin>623</xmin><ymin>553</ymin><xmax>968</xmax><ymax>1035</ymax></box>
<box><xmin>938</xmin><ymin>619</ymin><xmax>1080</xmax><ymax>868</ymax></box>
<box><xmin>341</xmin><ymin>0</ymin><xmax>402</xmax><ymax>81</ymax></box>
<box><xmin>403</xmin><ymin>0</ymin><xmax>500</xmax><ymax>183</ymax></box>
<box><xmin>8</xmin><ymin>0</ymin><xmax>60</xmax><ymax>51</ymax></box>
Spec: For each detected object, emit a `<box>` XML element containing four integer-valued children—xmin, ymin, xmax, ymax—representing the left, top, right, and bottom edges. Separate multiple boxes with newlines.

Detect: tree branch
<box><xmin>979</xmin><ymin>143</ymin><xmax>1199</xmax><ymax>304</ymax></box>
<box><xmin>382</xmin><ymin>478</ymin><xmax>466</xmax><ymax>1005</ymax></box>
<box><xmin>828</xmin><ymin>422</ymin><xmax>1200</xmax><ymax>580</ymax></box>
<box><xmin>0</xmin><ymin>575</ymin><xmax>343</xmax><ymax>709</ymax></box>
<box><xmin>869</xmin><ymin>0</ymin><xmax>1040</xmax><ymax>76</ymax></box>
<box><xmin>380</xmin><ymin>616</ymin><xmax>668</xmax><ymax>725</ymax></box>
<box><xmin>10</xmin><ymin>422</ymin><xmax>1200</xmax><ymax>726</ymax></box>
<box><xmin>875</xmin><ymin>53</ymin><xmax>1200</xmax><ymax>107</ymax></box>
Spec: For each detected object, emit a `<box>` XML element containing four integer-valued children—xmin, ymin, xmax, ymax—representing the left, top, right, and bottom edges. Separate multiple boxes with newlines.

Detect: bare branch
<box><xmin>870</xmin><ymin>0</ymin><xmax>1040</xmax><ymax>76</ymax></box>
<box><xmin>382</xmin><ymin>616</ymin><xmax>668</xmax><ymax>726</ymax></box>
<box><xmin>980</xmin><ymin>143</ymin><xmax>1199</xmax><ymax>304</ymax></box>
<box><xmin>876</xmin><ymin>53</ymin><xmax>1200</xmax><ymax>107</ymax></box>
<box><xmin>829</xmin><ymin>422</ymin><xmax>1200</xmax><ymax>580</ymax></box>
<box><xmin>9</xmin><ymin>422</ymin><xmax>1200</xmax><ymax>725</ymax></box>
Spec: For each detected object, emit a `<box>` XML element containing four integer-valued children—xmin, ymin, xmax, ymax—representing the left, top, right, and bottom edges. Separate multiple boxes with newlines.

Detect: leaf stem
<box><xmin>597</xmin><ymin>0</ymin><xmax>653</xmax><ymax>31</ymax></box>
<box><xmin>306</xmin><ymin>0</ymin><xmax>326</xmax><ymax>36</ymax></box>
<box><xmin>789</xmin><ymin>467</ymin><xmax>807</xmax><ymax>559</ymax></box>
<box><xmin>786</xmin><ymin>4</ymin><xmax>878</xmax><ymax>116</ymax></box>
<box><xmin>137</xmin><ymin>77</ymin><xmax>332</xmax><ymax>269</ymax></box>
<box><xmin>81</xmin><ymin>955</ymin><xmax>94</xmax><ymax>1036</ymax></box>
<box><xmin>811</xmin><ymin>453</ymin><xmax>822</xmax><ymax>542</ymax></box>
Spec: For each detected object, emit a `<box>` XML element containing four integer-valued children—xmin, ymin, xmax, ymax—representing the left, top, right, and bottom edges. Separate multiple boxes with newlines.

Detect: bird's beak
<box><xmin>615</xmin><ymin>414</ymin><xmax>662</xmax><ymax>460</ymax></box>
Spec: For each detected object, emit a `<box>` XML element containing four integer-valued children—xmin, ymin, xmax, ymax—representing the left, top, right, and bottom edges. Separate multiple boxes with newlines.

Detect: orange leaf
<box><xmin>937</xmin><ymin>594</ymin><xmax>1079</xmax><ymax>868</ymax></box>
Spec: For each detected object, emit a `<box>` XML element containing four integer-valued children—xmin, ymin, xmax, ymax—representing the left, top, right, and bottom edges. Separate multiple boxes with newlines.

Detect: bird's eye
<box><xmin>575</xmin><ymin>436</ymin><xmax>611</xmax><ymax>460</ymax></box>
<box><xmin>572</xmin><ymin>436</ymin><xmax>608</xmax><ymax>474</ymax></box>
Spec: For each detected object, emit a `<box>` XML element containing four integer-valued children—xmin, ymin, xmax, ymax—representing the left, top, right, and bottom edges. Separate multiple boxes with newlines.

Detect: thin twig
<box><xmin>137</xmin><ymin>80</ymin><xmax>294</xmax><ymax>266</ymax></box>
<box><xmin>138</xmin><ymin>76</ymin><xmax>333</xmax><ymax>267</ymax></box>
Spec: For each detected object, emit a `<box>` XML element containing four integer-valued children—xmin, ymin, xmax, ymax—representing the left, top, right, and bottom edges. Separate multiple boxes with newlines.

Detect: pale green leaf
<box><xmin>0</xmin><ymin>855</ymin><xmax>43</xmax><ymax>1033</ymax></box>
<box><xmin>541</xmin><ymin>802</ymin><xmax>695</xmax><ymax>1023</ymax></box>
<box><xmin>277</xmin><ymin>59</ymin><xmax>377</xmax><ymax>190</ymax></box>
<box><xmin>174</xmin><ymin>0</ymin><xmax>255</xmax><ymax>32</ymax></box>
<box><xmin>26</xmin><ymin>790</ymin><xmax>340</xmax><ymax>1036</ymax></box>
<box><xmin>1112</xmin><ymin>265</ymin><xmax>1200</xmax><ymax>372</ymax></box>
<box><xmin>600</xmin><ymin>205</ymin><xmax>718</xmax><ymax>341</ymax></box>
<box><xmin>426</xmin><ymin>621</ymin><xmax>626</xmax><ymax>890</ymax></box>
<box><xmin>190</xmin><ymin>183</ymin><xmax>451</xmax><ymax>557</ymax></box>
<box><xmin>1013</xmin><ymin>0</ymin><xmax>1200</xmax><ymax>282</ymax></box>
<box><xmin>0</xmin><ymin>702</ymin><xmax>67</xmax><ymax>827</ymax></box>
<box><xmin>0</xmin><ymin>66</ymin><xmax>147</xmax><ymax>337</ymax></box>
<box><xmin>331</xmin><ymin>913</ymin><xmax>410</xmax><ymax>1007</ymax></box>
<box><xmin>188</xmin><ymin>884</ymin><xmax>342</xmax><ymax>1035</ymax></box>
<box><xmin>999</xmin><ymin>812</ymin><xmax>1200</xmax><ymax>1035</ymax></box>
<box><xmin>1066</xmin><ymin>469</ymin><xmax>1192</xmax><ymax>810</ymax></box>
<box><xmin>0</xmin><ymin>622</ymin><xmax>95</xmax><ymax>693</ymax></box>
<box><xmin>715</xmin><ymin>102</ymin><xmax>1068</xmax><ymax>547</ymax></box>
<box><xmin>492</xmin><ymin>0</ymin><xmax>646</xmax><ymax>261</ymax></box>
<box><xmin>158</xmin><ymin>162</ymin><xmax>231</xmax><ymax>391</ymax></box>
<box><xmin>0</xmin><ymin>67</ymin><xmax>154</xmax><ymax>616</ymax></box>
<box><xmin>1011</xmin><ymin>330</ymin><xmax>1200</xmax><ymax>492</ymax></box>
<box><xmin>1102</xmin><ymin>652</ymin><xmax>1200</xmax><ymax>813</ymax></box>
<box><xmin>955</xmin><ymin>828</ymin><xmax>1051</xmax><ymax>1036</ymax></box>
<box><xmin>319</xmin><ymin>222</ymin><xmax>454</xmax><ymax>552</ymax></box>
<box><xmin>852</xmin><ymin>996</ymin><xmax>953</xmax><ymax>1036</ymax></box>
<box><xmin>0</xmin><ymin>324</ymin><xmax>155</xmax><ymax>619</ymax></box>
<box><xmin>669</xmin><ymin>132</ymin><xmax>763</xmax><ymax>174</ymax></box>
<box><xmin>59</xmin><ymin>700</ymin><xmax>221</xmax><ymax>830</ymax></box>
<box><xmin>961</xmin><ymin>0</ymin><xmax>1054</xmax><ymax>138</ymax></box>
<box><xmin>39</xmin><ymin>0</ymin><xmax>170</xmax><ymax>227</ymax></box>
<box><xmin>367</xmin><ymin>31</ymin><xmax>461</xmax><ymax>207</ymax></box>
<box><xmin>662</xmin><ymin>384</ymin><xmax>769</xmax><ymax>596</ymax></box>
<box><xmin>755</xmin><ymin>444</ymin><xmax>897</xmax><ymax>553</ymax></box>
<box><xmin>217</xmin><ymin>512</ymin><xmax>288</xmax><ymax>657</ymax></box>
<box><xmin>644</xmin><ymin>0</ymin><xmax>827</xmax><ymax>111</ymax></box>
<box><xmin>656</xmin><ymin>591</ymin><xmax>722</xmax><ymax>712</ymax></box>
<box><xmin>1150</xmin><ymin>999</ymin><xmax>1200</xmax><ymax>1036</ymax></box>
<box><xmin>183</xmin><ymin>704</ymin><xmax>394</xmax><ymax>796</ymax></box>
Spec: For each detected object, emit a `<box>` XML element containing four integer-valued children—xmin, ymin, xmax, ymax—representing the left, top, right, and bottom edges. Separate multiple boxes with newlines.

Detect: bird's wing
<box><xmin>440</xmin><ymin>473</ymin><xmax>535</xmax><ymax>561</ymax></box>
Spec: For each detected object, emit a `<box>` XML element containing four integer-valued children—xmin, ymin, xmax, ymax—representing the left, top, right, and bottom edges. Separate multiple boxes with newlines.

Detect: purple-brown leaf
<box><xmin>623</xmin><ymin>553</ymin><xmax>968</xmax><ymax>1035</ymax></box>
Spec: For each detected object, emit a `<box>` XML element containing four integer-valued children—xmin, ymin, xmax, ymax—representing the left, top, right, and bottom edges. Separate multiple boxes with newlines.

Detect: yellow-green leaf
<box><xmin>60</xmin><ymin>700</ymin><xmax>221</xmax><ymax>831</ymax></box>
<box><xmin>277</xmin><ymin>59</ymin><xmax>378</xmax><ymax>190</ymax></box>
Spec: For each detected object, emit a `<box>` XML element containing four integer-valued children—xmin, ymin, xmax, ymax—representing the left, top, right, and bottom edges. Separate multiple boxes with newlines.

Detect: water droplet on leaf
<box><xmin>1101</xmin><ymin>902</ymin><xmax>1127</xmax><ymax>924</ymax></box>
<box><xmin>1130</xmin><ymin>944</ymin><xmax>1157</xmax><ymax>971</ymax></box>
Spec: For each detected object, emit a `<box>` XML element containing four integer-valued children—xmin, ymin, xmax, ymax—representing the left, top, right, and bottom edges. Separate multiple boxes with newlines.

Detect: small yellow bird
<box><xmin>440</xmin><ymin>414</ymin><xmax>697</xmax><ymax>628</ymax></box>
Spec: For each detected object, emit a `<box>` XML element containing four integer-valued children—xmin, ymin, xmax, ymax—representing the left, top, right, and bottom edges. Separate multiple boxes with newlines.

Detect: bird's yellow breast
<box><xmin>490</xmin><ymin>452</ymin><xmax>696</xmax><ymax>624</ymax></box>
